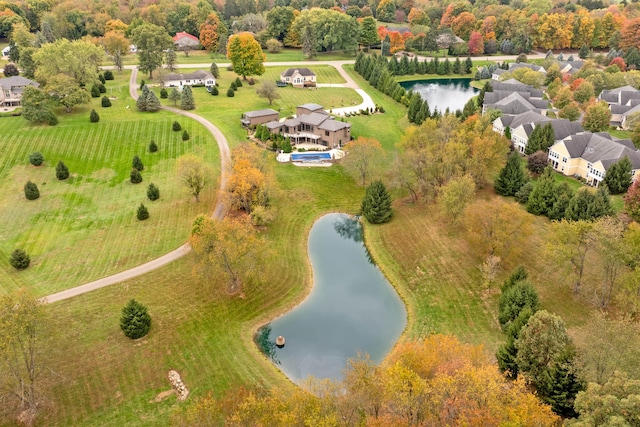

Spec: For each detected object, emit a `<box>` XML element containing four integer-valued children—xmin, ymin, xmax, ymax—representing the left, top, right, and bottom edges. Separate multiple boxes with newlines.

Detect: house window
<box><xmin>562</xmin><ymin>157</ymin><xmax>567</xmax><ymax>163</ymax></box>
<box><xmin>325</xmin><ymin>131</ymin><xmax>329</xmax><ymax>136</ymax></box>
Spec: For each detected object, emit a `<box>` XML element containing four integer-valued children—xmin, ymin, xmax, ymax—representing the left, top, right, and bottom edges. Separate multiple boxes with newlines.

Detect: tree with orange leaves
<box><xmin>199</xmin><ymin>12</ymin><xmax>227</xmax><ymax>54</ymax></box>
<box><xmin>227</xmin><ymin>146</ymin><xmax>269</xmax><ymax>214</ymax></box>
<box><xmin>388</xmin><ymin>30</ymin><xmax>405</xmax><ymax>53</ymax></box>
<box><xmin>468</xmin><ymin>31</ymin><xmax>484</xmax><ymax>55</ymax></box>
<box><xmin>452</xmin><ymin>11</ymin><xmax>476</xmax><ymax>40</ymax></box>
<box><xmin>621</xmin><ymin>18</ymin><xmax>640</xmax><ymax>50</ymax></box>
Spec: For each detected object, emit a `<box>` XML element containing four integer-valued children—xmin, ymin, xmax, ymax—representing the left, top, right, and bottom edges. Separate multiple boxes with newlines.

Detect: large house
<box><xmin>161</xmin><ymin>70</ymin><xmax>215</xmax><ymax>90</ymax></box>
<box><xmin>173</xmin><ymin>32</ymin><xmax>200</xmax><ymax>50</ymax></box>
<box><xmin>548</xmin><ymin>132</ymin><xmax>640</xmax><ymax>186</ymax></box>
<box><xmin>482</xmin><ymin>79</ymin><xmax>546</xmax><ymax>116</ymax></box>
<box><xmin>598</xmin><ymin>86</ymin><xmax>640</xmax><ymax>129</ymax></box>
<box><xmin>280</xmin><ymin>68</ymin><xmax>316</xmax><ymax>88</ymax></box>
<box><xmin>0</xmin><ymin>76</ymin><xmax>39</xmax><ymax>107</ymax></box>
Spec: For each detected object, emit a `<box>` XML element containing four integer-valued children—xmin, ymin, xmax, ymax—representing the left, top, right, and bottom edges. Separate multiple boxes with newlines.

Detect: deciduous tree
<box><xmin>226</xmin><ymin>32</ymin><xmax>265</xmax><ymax>80</ymax></box>
<box><xmin>342</xmin><ymin>137</ymin><xmax>385</xmax><ymax>186</ymax></box>
<box><xmin>199</xmin><ymin>12</ymin><xmax>227</xmax><ymax>54</ymax></box>
<box><xmin>438</xmin><ymin>174</ymin><xmax>475</xmax><ymax>221</ymax></box>
<box><xmin>582</xmin><ymin>101</ymin><xmax>611</xmax><ymax>132</ymax></box>
<box><xmin>102</xmin><ymin>31</ymin><xmax>129</xmax><ymax>71</ymax></box>
<box><xmin>21</xmin><ymin>86</ymin><xmax>57</xmax><ymax>125</ymax></box>
<box><xmin>255</xmin><ymin>80</ymin><xmax>280</xmax><ymax>105</ymax></box>
<box><xmin>177</xmin><ymin>154</ymin><xmax>212</xmax><ymax>202</ymax></box>
<box><xmin>46</xmin><ymin>74</ymin><xmax>90</xmax><ymax>113</ymax></box>
<box><xmin>130</xmin><ymin>23</ymin><xmax>173</xmax><ymax>79</ymax></box>
<box><xmin>33</xmin><ymin>39</ymin><xmax>104</xmax><ymax>87</ymax></box>
<box><xmin>227</xmin><ymin>150</ymin><xmax>268</xmax><ymax>214</ymax></box>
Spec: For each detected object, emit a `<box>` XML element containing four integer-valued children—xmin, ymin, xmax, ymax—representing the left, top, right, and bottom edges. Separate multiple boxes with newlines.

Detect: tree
<box><xmin>190</xmin><ymin>215</ymin><xmax>262</xmax><ymax>294</ymax></box>
<box><xmin>168</xmin><ymin>88</ymin><xmax>181</xmax><ymax>107</ymax></box>
<box><xmin>559</xmin><ymin>102</ymin><xmax>581</xmax><ymax>121</ymax></box>
<box><xmin>56</xmin><ymin>161</ymin><xmax>69</xmax><ymax>180</ymax></box>
<box><xmin>361</xmin><ymin>180</ymin><xmax>392</xmax><ymax>224</ymax></box>
<box><xmin>582</xmin><ymin>101</ymin><xmax>611</xmax><ymax>132</ymax></box>
<box><xmin>89</xmin><ymin>109</ymin><xmax>99</xmax><ymax>123</ymax></box>
<box><xmin>226</xmin><ymin>32</ymin><xmax>265</xmax><ymax>80</ymax></box>
<box><xmin>130</xmin><ymin>23</ymin><xmax>173</xmax><ymax>78</ymax></box>
<box><xmin>21</xmin><ymin>87</ymin><xmax>57</xmax><ymax>125</ymax></box>
<box><xmin>179</xmin><ymin>86</ymin><xmax>196</xmax><ymax>111</ymax></box>
<box><xmin>376</xmin><ymin>0</ymin><xmax>396</xmax><ymax>22</ymax></box>
<box><xmin>572</xmin><ymin>371</ymin><xmax>640</xmax><ymax>426</ymax></box>
<box><xmin>603</xmin><ymin>156</ymin><xmax>632</xmax><ymax>195</ymax></box>
<box><xmin>495</xmin><ymin>152</ymin><xmax>529</xmax><ymax>196</ymax></box>
<box><xmin>537</xmin><ymin>349</ymin><xmax>584</xmax><ymax>417</ymax></box>
<box><xmin>165</xmin><ymin>49</ymin><xmax>177</xmax><ymax>72</ymax></box>
<box><xmin>199</xmin><ymin>12</ymin><xmax>227</xmax><ymax>54</ymax></box>
<box><xmin>9</xmin><ymin>249</ymin><xmax>30</xmax><ymax>270</ymax></box>
<box><xmin>546</xmin><ymin>220</ymin><xmax>594</xmax><ymax>294</ymax></box>
<box><xmin>136</xmin><ymin>203</ymin><xmax>149</xmax><ymax>220</ymax></box>
<box><xmin>498</xmin><ymin>280</ymin><xmax>540</xmax><ymax>330</ymax></box>
<box><xmin>209</xmin><ymin>62</ymin><xmax>219</xmax><ymax>79</ymax></box>
<box><xmin>101</xmin><ymin>96</ymin><xmax>112</xmax><ymax>107</ymax></box>
<box><xmin>579</xmin><ymin>44</ymin><xmax>589</xmax><ymax>59</ymax></box>
<box><xmin>227</xmin><ymin>148</ymin><xmax>269</xmax><ymax>214</ymax></box>
<box><xmin>132</xmin><ymin>155</ymin><xmax>144</xmax><ymax>171</ymax></box>
<box><xmin>147</xmin><ymin>183</ymin><xmax>160</xmax><ymax>201</ymax></box>
<box><xmin>438</xmin><ymin>174</ymin><xmax>476</xmax><ymax>222</ymax></box>
<box><xmin>29</xmin><ymin>152</ymin><xmax>44</xmax><ymax>167</ymax></box>
<box><xmin>625</xmin><ymin>178</ymin><xmax>640</xmax><ymax>222</ymax></box>
<box><xmin>525</xmin><ymin>123</ymin><xmax>555</xmax><ymax>155</ymax></box>
<box><xmin>119</xmin><ymin>299</ymin><xmax>151</xmax><ymax>339</ymax></box>
<box><xmin>574</xmin><ymin>81</ymin><xmax>595</xmax><ymax>104</ymax></box>
<box><xmin>177</xmin><ymin>154</ymin><xmax>212</xmax><ymax>202</ymax></box>
<box><xmin>342</xmin><ymin>137</ymin><xmax>385</xmax><ymax>186</ymax></box>
<box><xmin>172</xmin><ymin>121</ymin><xmax>182</xmax><ymax>132</ymax></box>
<box><xmin>24</xmin><ymin>181</ymin><xmax>39</xmax><ymax>200</ymax></box>
<box><xmin>527</xmin><ymin>167</ymin><xmax>560</xmax><ymax>216</ymax></box>
<box><xmin>130</xmin><ymin>168</ymin><xmax>142</xmax><ymax>184</ymax></box>
<box><xmin>227</xmin><ymin>87</ymin><xmax>235</xmax><ymax>97</ymax></box>
<box><xmin>3</xmin><ymin>63</ymin><xmax>18</xmax><ymax>77</ymax></box>
<box><xmin>45</xmin><ymin>75</ymin><xmax>90</xmax><ymax>113</ymax></box>
<box><xmin>149</xmin><ymin>141</ymin><xmax>158</xmax><ymax>153</ymax></box>
<box><xmin>103</xmin><ymin>30</ymin><xmax>129</xmax><ymax>71</ymax></box>
<box><xmin>145</xmin><ymin>90</ymin><xmax>161</xmax><ymax>112</ymax></box>
<box><xmin>0</xmin><ymin>290</ymin><xmax>48</xmax><ymax>417</ymax></box>
<box><xmin>182</xmin><ymin>130</ymin><xmax>190</xmax><ymax>141</ymax></box>
<box><xmin>33</xmin><ymin>39</ymin><xmax>104</xmax><ymax>87</ymax></box>
<box><xmin>254</xmin><ymin>80</ymin><xmax>281</xmax><ymax>106</ymax></box>
<box><xmin>468</xmin><ymin>31</ymin><xmax>484</xmax><ymax>55</ymax></box>
<box><xmin>359</xmin><ymin>16</ymin><xmax>378</xmax><ymax>49</ymax></box>
<box><xmin>290</xmin><ymin>9</ymin><xmax>359</xmax><ymax>57</ymax></box>
<box><xmin>497</xmin><ymin>307</ymin><xmax>534</xmax><ymax>378</ymax></box>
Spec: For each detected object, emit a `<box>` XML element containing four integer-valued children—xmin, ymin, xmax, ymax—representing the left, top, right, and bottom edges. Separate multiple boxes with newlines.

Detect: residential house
<box><xmin>548</xmin><ymin>132</ymin><xmax>640</xmax><ymax>185</ymax></box>
<box><xmin>598</xmin><ymin>86</ymin><xmax>640</xmax><ymax>129</ymax></box>
<box><xmin>241</xmin><ymin>109</ymin><xmax>279</xmax><ymax>127</ymax></box>
<box><xmin>508</xmin><ymin>62</ymin><xmax>546</xmax><ymax>74</ymax></box>
<box><xmin>491</xmin><ymin>68</ymin><xmax>508</xmax><ymax>80</ymax></box>
<box><xmin>296</xmin><ymin>103</ymin><xmax>324</xmax><ymax>116</ymax></box>
<box><xmin>280</xmin><ymin>68</ymin><xmax>317</xmax><ymax>88</ymax></box>
<box><xmin>558</xmin><ymin>60</ymin><xmax>584</xmax><ymax>75</ymax></box>
<box><xmin>161</xmin><ymin>70</ymin><xmax>216</xmax><ymax>90</ymax></box>
<box><xmin>173</xmin><ymin>32</ymin><xmax>200</xmax><ymax>50</ymax></box>
<box><xmin>0</xmin><ymin>76</ymin><xmax>39</xmax><ymax>107</ymax></box>
<box><xmin>483</xmin><ymin>91</ymin><xmax>548</xmax><ymax>116</ymax></box>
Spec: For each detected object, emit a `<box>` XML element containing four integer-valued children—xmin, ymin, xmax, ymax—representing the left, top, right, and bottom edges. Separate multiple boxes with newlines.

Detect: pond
<box><xmin>400</xmin><ymin>78</ymin><xmax>479</xmax><ymax>114</ymax></box>
<box><xmin>262</xmin><ymin>213</ymin><xmax>406</xmax><ymax>383</ymax></box>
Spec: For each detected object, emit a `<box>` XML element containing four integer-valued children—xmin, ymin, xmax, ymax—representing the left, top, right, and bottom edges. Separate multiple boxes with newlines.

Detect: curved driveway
<box><xmin>43</xmin><ymin>68</ymin><xmax>231</xmax><ymax>304</ymax></box>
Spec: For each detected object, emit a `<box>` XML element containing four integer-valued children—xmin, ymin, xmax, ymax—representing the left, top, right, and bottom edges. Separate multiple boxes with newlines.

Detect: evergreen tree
<box><xmin>172</xmin><ymin>121</ymin><xmax>182</xmax><ymax>131</ymax></box>
<box><xmin>589</xmin><ymin>184</ymin><xmax>613</xmax><ymax>219</ymax></box>
<box><xmin>537</xmin><ymin>349</ymin><xmax>585</xmax><ymax>417</ymax></box>
<box><xmin>361</xmin><ymin>180</ymin><xmax>393</xmax><ymax>224</ymax></box>
<box><xmin>55</xmin><ymin>161</ymin><xmax>69</xmax><ymax>180</ymax></box>
<box><xmin>495</xmin><ymin>152</ymin><xmax>529</xmax><ymax>196</ymax></box>
<box><xmin>89</xmin><ymin>109</ymin><xmax>100</xmax><ymax>122</ymax></box>
<box><xmin>168</xmin><ymin>88</ymin><xmax>181</xmax><ymax>106</ymax></box>
<box><xmin>160</xmin><ymin>88</ymin><xmax>168</xmax><ymax>99</ymax></box>
<box><xmin>136</xmin><ymin>85</ymin><xmax>149</xmax><ymax>111</ymax></box>
<box><xmin>210</xmin><ymin>62</ymin><xmax>220</xmax><ymax>78</ymax></box>
<box><xmin>149</xmin><ymin>140</ymin><xmax>158</xmax><ymax>153</ymax></box>
<box><xmin>104</xmin><ymin>70</ymin><xmax>114</xmax><ymax>80</ymax></box>
<box><xmin>180</xmin><ymin>86</ymin><xmax>195</xmax><ymax>110</ymax></box>
<box><xmin>120</xmin><ymin>299</ymin><xmax>152</xmax><ymax>339</ymax></box>
<box><xmin>381</xmin><ymin>34</ymin><xmax>390</xmax><ymax>56</ymax></box>
<box><xmin>211</xmin><ymin>86</ymin><xmax>219</xmax><ymax>96</ymax></box>
<box><xmin>408</xmin><ymin>92</ymin><xmax>422</xmax><ymax>123</ymax></box>
<box><xmin>99</xmin><ymin>74</ymin><xmax>106</xmax><ymax>84</ymax></box>
<box><xmin>464</xmin><ymin>56</ymin><xmax>473</xmax><ymax>74</ymax></box>
<box><xmin>130</xmin><ymin>168</ymin><xmax>142</xmax><ymax>184</ymax></box>
<box><xmin>9</xmin><ymin>249</ymin><xmax>31</xmax><ymax>270</ymax></box>
<box><xmin>182</xmin><ymin>130</ymin><xmax>190</xmax><ymax>141</ymax></box>
<box><xmin>498</xmin><ymin>280</ymin><xmax>540</xmax><ymax>330</ymax></box>
<box><xmin>98</xmin><ymin>83</ymin><xmax>106</xmax><ymax>93</ymax></box>
<box><xmin>443</xmin><ymin>58</ymin><xmax>452</xmax><ymax>75</ymax></box>
<box><xmin>136</xmin><ymin>203</ymin><xmax>149</xmax><ymax>220</ymax></box>
<box><xmin>578</xmin><ymin>44</ymin><xmax>589</xmax><ymax>59</ymax></box>
<box><xmin>235</xmin><ymin>77</ymin><xmax>243</xmax><ymax>87</ymax></box>
<box><xmin>603</xmin><ymin>156</ymin><xmax>632</xmax><ymax>194</ymax></box>
<box><xmin>101</xmin><ymin>96</ymin><xmax>112</xmax><ymax>107</ymax></box>
<box><xmin>231</xmin><ymin>81</ymin><xmax>237</xmax><ymax>91</ymax></box>
<box><xmin>24</xmin><ymin>181</ymin><xmax>39</xmax><ymax>200</ymax></box>
<box><xmin>132</xmin><ymin>155</ymin><xmax>144</xmax><ymax>171</ymax></box>
<box><xmin>548</xmin><ymin>184</ymin><xmax>573</xmax><ymax>220</ymax></box>
<box><xmin>501</xmin><ymin>266</ymin><xmax>529</xmax><ymax>292</ymax></box>
<box><xmin>526</xmin><ymin>168</ymin><xmax>557</xmax><ymax>215</ymax></box>
<box><xmin>525</xmin><ymin>124</ymin><xmax>554</xmax><ymax>155</ymax></box>
<box><xmin>497</xmin><ymin>307</ymin><xmax>534</xmax><ymax>378</ymax></box>
<box><xmin>29</xmin><ymin>152</ymin><xmax>44</xmax><ymax>166</ymax></box>
<box><xmin>90</xmin><ymin>84</ymin><xmax>100</xmax><ymax>98</ymax></box>
<box><xmin>227</xmin><ymin>87</ymin><xmax>235</xmax><ymax>97</ymax></box>
<box><xmin>147</xmin><ymin>183</ymin><xmax>160</xmax><ymax>201</ymax></box>
<box><xmin>145</xmin><ymin>90</ymin><xmax>161</xmax><ymax>112</ymax></box>
<box><xmin>453</xmin><ymin>57</ymin><xmax>462</xmax><ymax>74</ymax></box>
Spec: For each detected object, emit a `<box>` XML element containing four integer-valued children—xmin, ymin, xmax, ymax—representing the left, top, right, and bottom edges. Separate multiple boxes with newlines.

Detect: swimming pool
<box><xmin>290</xmin><ymin>152</ymin><xmax>332</xmax><ymax>162</ymax></box>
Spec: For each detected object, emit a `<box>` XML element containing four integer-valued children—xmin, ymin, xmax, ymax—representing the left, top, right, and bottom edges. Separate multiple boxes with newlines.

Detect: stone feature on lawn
<box><xmin>168</xmin><ymin>370</ymin><xmax>189</xmax><ymax>401</ymax></box>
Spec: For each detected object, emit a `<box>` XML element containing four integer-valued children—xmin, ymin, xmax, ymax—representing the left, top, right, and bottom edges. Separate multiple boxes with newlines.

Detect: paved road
<box><xmin>43</xmin><ymin>68</ymin><xmax>231</xmax><ymax>304</ymax></box>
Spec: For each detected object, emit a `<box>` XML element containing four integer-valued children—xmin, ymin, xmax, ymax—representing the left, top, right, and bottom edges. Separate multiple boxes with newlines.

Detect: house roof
<box><xmin>284</xmin><ymin>117</ymin><xmax>301</xmax><ymax>127</ymax></box>
<box><xmin>485</xmin><ymin>92</ymin><xmax>541</xmax><ymax>115</ymax></box>
<box><xmin>492</xmin><ymin>69</ymin><xmax>508</xmax><ymax>76</ymax></box>
<box><xmin>560</xmin><ymin>132</ymin><xmax>640</xmax><ymax>170</ymax></box>
<box><xmin>162</xmin><ymin>70</ymin><xmax>215</xmax><ymax>82</ymax></box>
<box><xmin>600</xmin><ymin>85</ymin><xmax>640</xmax><ymax>104</ymax></box>
<box><xmin>173</xmin><ymin>32</ymin><xmax>199</xmax><ymax>42</ymax></box>
<box><xmin>300</xmin><ymin>112</ymin><xmax>330</xmax><ymax>126</ymax></box>
<box><xmin>509</xmin><ymin>63</ymin><xmax>545</xmax><ymax>73</ymax></box>
<box><xmin>548</xmin><ymin>119</ymin><xmax>584</xmax><ymax>141</ymax></box>
<box><xmin>507</xmin><ymin>110</ymin><xmax>551</xmax><ymax>130</ymax></box>
<box><xmin>489</xmin><ymin>81</ymin><xmax>543</xmax><ymax>98</ymax></box>
<box><xmin>0</xmin><ymin>76</ymin><xmax>39</xmax><ymax>88</ymax></box>
<box><xmin>281</xmin><ymin>68</ymin><xmax>316</xmax><ymax>77</ymax></box>
<box><xmin>318</xmin><ymin>118</ymin><xmax>350</xmax><ymax>131</ymax></box>
<box><xmin>244</xmin><ymin>109</ymin><xmax>279</xmax><ymax>118</ymax></box>
<box><xmin>298</xmin><ymin>103</ymin><xmax>324</xmax><ymax>112</ymax></box>
<box><xmin>266</xmin><ymin>121</ymin><xmax>283</xmax><ymax>129</ymax></box>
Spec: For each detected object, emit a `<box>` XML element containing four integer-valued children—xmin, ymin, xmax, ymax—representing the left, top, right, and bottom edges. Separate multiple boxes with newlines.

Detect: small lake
<box><xmin>265</xmin><ymin>213</ymin><xmax>406</xmax><ymax>383</ymax></box>
<box><xmin>400</xmin><ymin>78</ymin><xmax>479</xmax><ymax>113</ymax></box>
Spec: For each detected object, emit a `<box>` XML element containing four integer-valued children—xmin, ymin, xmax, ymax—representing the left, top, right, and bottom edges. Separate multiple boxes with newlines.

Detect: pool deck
<box><xmin>277</xmin><ymin>147</ymin><xmax>345</xmax><ymax>164</ymax></box>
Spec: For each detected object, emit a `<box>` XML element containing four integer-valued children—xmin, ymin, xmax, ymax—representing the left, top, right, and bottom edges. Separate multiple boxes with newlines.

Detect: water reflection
<box><xmin>399</xmin><ymin>78</ymin><xmax>479</xmax><ymax>114</ymax></box>
<box><xmin>333</xmin><ymin>216</ymin><xmax>374</xmax><ymax>265</ymax></box>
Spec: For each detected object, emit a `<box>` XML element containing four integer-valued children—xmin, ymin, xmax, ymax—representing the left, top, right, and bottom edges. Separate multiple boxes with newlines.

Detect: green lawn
<box><xmin>0</xmin><ymin>71</ymin><xmax>219</xmax><ymax>296</ymax></box>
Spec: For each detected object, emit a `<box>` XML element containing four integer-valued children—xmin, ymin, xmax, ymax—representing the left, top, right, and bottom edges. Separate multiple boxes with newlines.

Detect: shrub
<box><xmin>98</xmin><ymin>83</ymin><xmax>106</xmax><ymax>93</ymax></box>
<box><xmin>182</xmin><ymin>130</ymin><xmax>190</xmax><ymax>141</ymax></box>
<box><xmin>149</xmin><ymin>140</ymin><xmax>158</xmax><ymax>153</ymax></box>
<box><xmin>251</xmin><ymin>205</ymin><xmax>275</xmax><ymax>226</ymax></box>
<box><xmin>515</xmin><ymin>181</ymin><xmax>534</xmax><ymax>204</ymax></box>
<box><xmin>56</xmin><ymin>161</ymin><xmax>70</xmax><ymax>180</ymax></box>
<box><xmin>29</xmin><ymin>152</ymin><xmax>44</xmax><ymax>166</ymax></box>
<box><xmin>24</xmin><ymin>181</ymin><xmax>40</xmax><ymax>200</ymax></box>
<box><xmin>227</xmin><ymin>65</ymin><xmax>233</xmax><ymax>71</ymax></box>
<box><xmin>101</xmin><ymin>96</ymin><xmax>112</xmax><ymax>107</ymax></box>
<box><xmin>98</xmin><ymin>74</ymin><xmax>106</xmax><ymax>84</ymax></box>
<box><xmin>90</xmin><ymin>84</ymin><xmax>100</xmax><ymax>98</ymax></box>
<box><xmin>130</xmin><ymin>168</ymin><xmax>142</xmax><ymax>184</ymax></box>
<box><xmin>132</xmin><ymin>155</ymin><xmax>144</xmax><ymax>171</ymax></box>
<box><xmin>172</xmin><ymin>121</ymin><xmax>182</xmax><ymax>131</ymax></box>
<box><xmin>211</xmin><ymin>86</ymin><xmax>219</xmax><ymax>95</ymax></box>
<box><xmin>104</xmin><ymin>70</ymin><xmax>114</xmax><ymax>80</ymax></box>
<box><xmin>235</xmin><ymin>77</ymin><xmax>243</xmax><ymax>87</ymax></box>
<box><xmin>9</xmin><ymin>249</ymin><xmax>30</xmax><ymax>270</ymax></box>
<box><xmin>160</xmin><ymin>88</ymin><xmax>168</xmax><ymax>99</ymax></box>
<box><xmin>120</xmin><ymin>299</ymin><xmax>151</xmax><ymax>339</ymax></box>
<box><xmin>136</xmin><ymin>203</ymin><xmax>149</xmax><ymax>220</ymax></box>
<box><xmin>89</xmin><ymin>109</ymin><xmax>100</xmax><ymax>122</ymax></box>
<box><xmin>231</xmin><ymin>82</ymin><xmax>238</xmax><ymax>92</ymax></box>
<box><xmin>227</xmin><ymin>87</ymin><xmax>235</xmax><ymax>97</ymax></box>
<box><xmin>265</xmin><ymin>38</ymin><xmax>283</xmax><ymax>53</ymax></box>
<box><xmin>247</xmin><ymin>78</ymin><xmax>255</xmax><ymax>85</ymax></box>
<box><xmin>147</xmin><ymin>183</ymin><xmax>160</xmax><ymax>201</ymax></box>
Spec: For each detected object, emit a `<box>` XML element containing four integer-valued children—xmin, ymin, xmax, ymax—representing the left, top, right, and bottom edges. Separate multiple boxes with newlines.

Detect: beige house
<box><xmin>241</xmin><ymin>109</ymin><xmax>279</xmax><ymax>127</ymax></box>
<box><xmin>280</xmin><ymin>68</ymin><xmax>317</xmax><ymax>88</ymax></box>
<box><xmin>548</xmin><ymin>132</ymin><xmax>640</xmax><ymax>186</ymax></box>
<box><xmin>0</xmin><ymin>76</ymin><xmax>39</xmax><ymax>107</ymax></box>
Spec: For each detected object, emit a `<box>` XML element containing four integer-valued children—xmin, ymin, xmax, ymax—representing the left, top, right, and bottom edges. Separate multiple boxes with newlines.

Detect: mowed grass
<box><xmin>0</xmin><ymin>71</ymin><xmax>219</xmax><ymax>296</ymax></box>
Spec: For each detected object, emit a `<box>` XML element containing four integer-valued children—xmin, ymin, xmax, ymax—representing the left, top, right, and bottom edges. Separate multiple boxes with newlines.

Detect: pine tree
<box><xmin>465</xmin><ymin>56</ymin><xmax>473</xmax><ymax>74</ymax></box>
<box><xmin>537</xmin><ymin>349</ymin><xmax>585</xmax><ymax>417</ymax></box>
<box><xmin>210</xmin><ymin>62</ymin><xmax>219</xmax><ymax>78</ymax></box>
<box><xmin>101</xmin><ymin>96</ymin><xmax>112</xmax><ymax>107</ymax></box>
<box><xmin>89</xmin><ymin>109</ymin><xmax>100</xmax><ymax>122</ymax></box>
<box><xmin>136</xmin><ymin>203</ymin><xmax>149</xmax><ymax>220</ymax></box>
<box><xmin>55</xmin><ymin>161</ymin><xmax>69</xmax><ymax>180</ymax></box>
<box><xmin>407</xmin><ymin>92</ymin><xmax>422</xmax><ymax>123</ymax></box>
<box><xmin>136</xmin><ymin>85</ymin><xmax>149</xmax><ymax>111</ymax></box>
<box><xmin>104</xmin><ymin>70</ymin><xmax>114</xmax><ymax>80</ymax></box>
<box><xmin>361</xmin><ymin>180</ymin><xmax>393</xmax><ymax>224</ymax></box>
<box><xmin>497</xmin><ymin>307</ymin><xmax>534</xmax><ymax>378</ymax></box>
<box><xmin>498</xmin><ymin>281</ymin><xmax>539</xmax><ymax>330</ymax></box>
<box><xmin>603</xmin><ymin>156</ymin><xmax>632</xmax><ymax>194</ymax></box>
<box><xmin>211</xmin><ymin>86</ymin><xmax>219</xmax><ymax>96</ymax></box>
<box><xmin>132</xmin><ymin>155</ymin><xmax>144</xmax><ymax>171</ymax></box>
<box><xmin>381</xmin><ymin>34</ymin><xmax>390</xmax><ymax>56</ymax></box>
<box><xmin>182</xmin><ymin>130</ymin><xmax>190</xmax><ymax>141</ymax></box>
<box><xmin>235</xmin><ymin>77</ymin><xmax>243</xmax><ymax>87</ymax></box>
<box><xmin>120</xmin><ymin>299</ymin><xmax>152</xmax><ymax>339</ymax></box>
<box><xmin>227</xmin><ymin>87</ymin><xmax>235</xmax><ymax>97</ymax></box>
<box><xmin>145</xmin><ymin>90</ymin><xmax>161</xmax><ymax>112</ymax></box>
<box><xmin>160</xmin><ymin>88</ymin><xmax>168</xmax><ymax>99</ymax></box>
<box><xmin>9</xmin><ymin>248</ymin><xmax>30</xmax><ymax>270</ymax></box>
<box><xmin>172</xmin><ymin>121</ymin><xmax>182</xmax><ymax>131</ymax></box>
<box><xmin>130</xmin><ymin>168</ymin><xmax>142</xmax><ymax>184</ymax></box>
<box><xmin>495</xmin><ymin>152</ymin><xmax>529</xmax><ymax>196</ymax></box>
<box><xmin>168</xmin><ymin>88</ymin><xmax>181</xmax><ymax>106</ymax></box>
<box><xmin>90</xmin><ymin>84</ymin><xmax>100</xmax><ymax>98</ymax></box>
<box><xmin>526</xmin><ymin>168</ymin><xmax>557</xmax><ymax>216</ymax></box>
<box><xmin>24</xmin><ymin>181</ymin><xmax>40</xmax><ymax>200</ymax></box>
<box><xmin>180</xmin><ymin>86</ymin><xmax>195</xmax><ymax>110</ymax></box>
<box><xmin>149</xmin><ymin>140</ymin><xmax>158</xmax><ymax>153</ymax></box>
<box><xmin>147</xmin><ymin>183</ymin><xmax>160</xmax><ymax>201</ymax></box>
<box><xmin>579</xmin><ymin>44</ymin><xmax>589</xmax><ymax>59</ymax></box>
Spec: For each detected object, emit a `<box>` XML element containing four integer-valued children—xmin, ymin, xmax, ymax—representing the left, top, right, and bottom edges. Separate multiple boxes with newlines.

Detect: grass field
<box><xmin>0</xmin><ymin>71</ymin><xmax>219</xmax><ymax>296</ymax></box>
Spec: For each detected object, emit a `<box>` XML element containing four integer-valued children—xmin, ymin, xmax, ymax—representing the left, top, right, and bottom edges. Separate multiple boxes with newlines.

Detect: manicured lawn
<box><xmin>0</xmin><ymin>71</ymin><xmax>219</xmax><ymax>296</ymax></box>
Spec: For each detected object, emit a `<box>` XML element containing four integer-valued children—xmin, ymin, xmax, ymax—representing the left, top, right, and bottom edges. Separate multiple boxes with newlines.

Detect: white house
<box><xmin>279</xmin><ymin>68</ymin><xmax>316</xmax><ymax>88</ymax></box>
<box><xmin>161</xmin><ymin>70</ymin><xmax>215</xmax><ymax>90</ymax></box>
<box><xmin>0</xmin><ymin>76</ymin><xmax>39</xmax><ymax>107</ymax></box>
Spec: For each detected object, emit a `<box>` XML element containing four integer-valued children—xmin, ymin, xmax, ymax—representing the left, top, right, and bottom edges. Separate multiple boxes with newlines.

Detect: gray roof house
<box><xmin>0</xmin><ymin>76</ymin><xmax>40</xmax><ymax>107</ymax></box>
<box><xmin>280</xmin><ymin>68</ymin><xmax>317</xmax><ymax>88</ymax></box>
<box><xmin>598</xmin><ymin>85</ymin><xmax>640</xmax><ymax>129</ymax></box>
<box><xmin>483</xmin><ymin>91</ymin><xmax>548</xmax><ymax>116</ymax></box>
<box><xmin>241</xmin><ymin>109</ymin><xmax>279</xmax><ymax>127</ymax></box>
<box><xmin>162</xmin><ymin>70</ymin><xmax>215</xmax><ymax>89</ymax></box>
